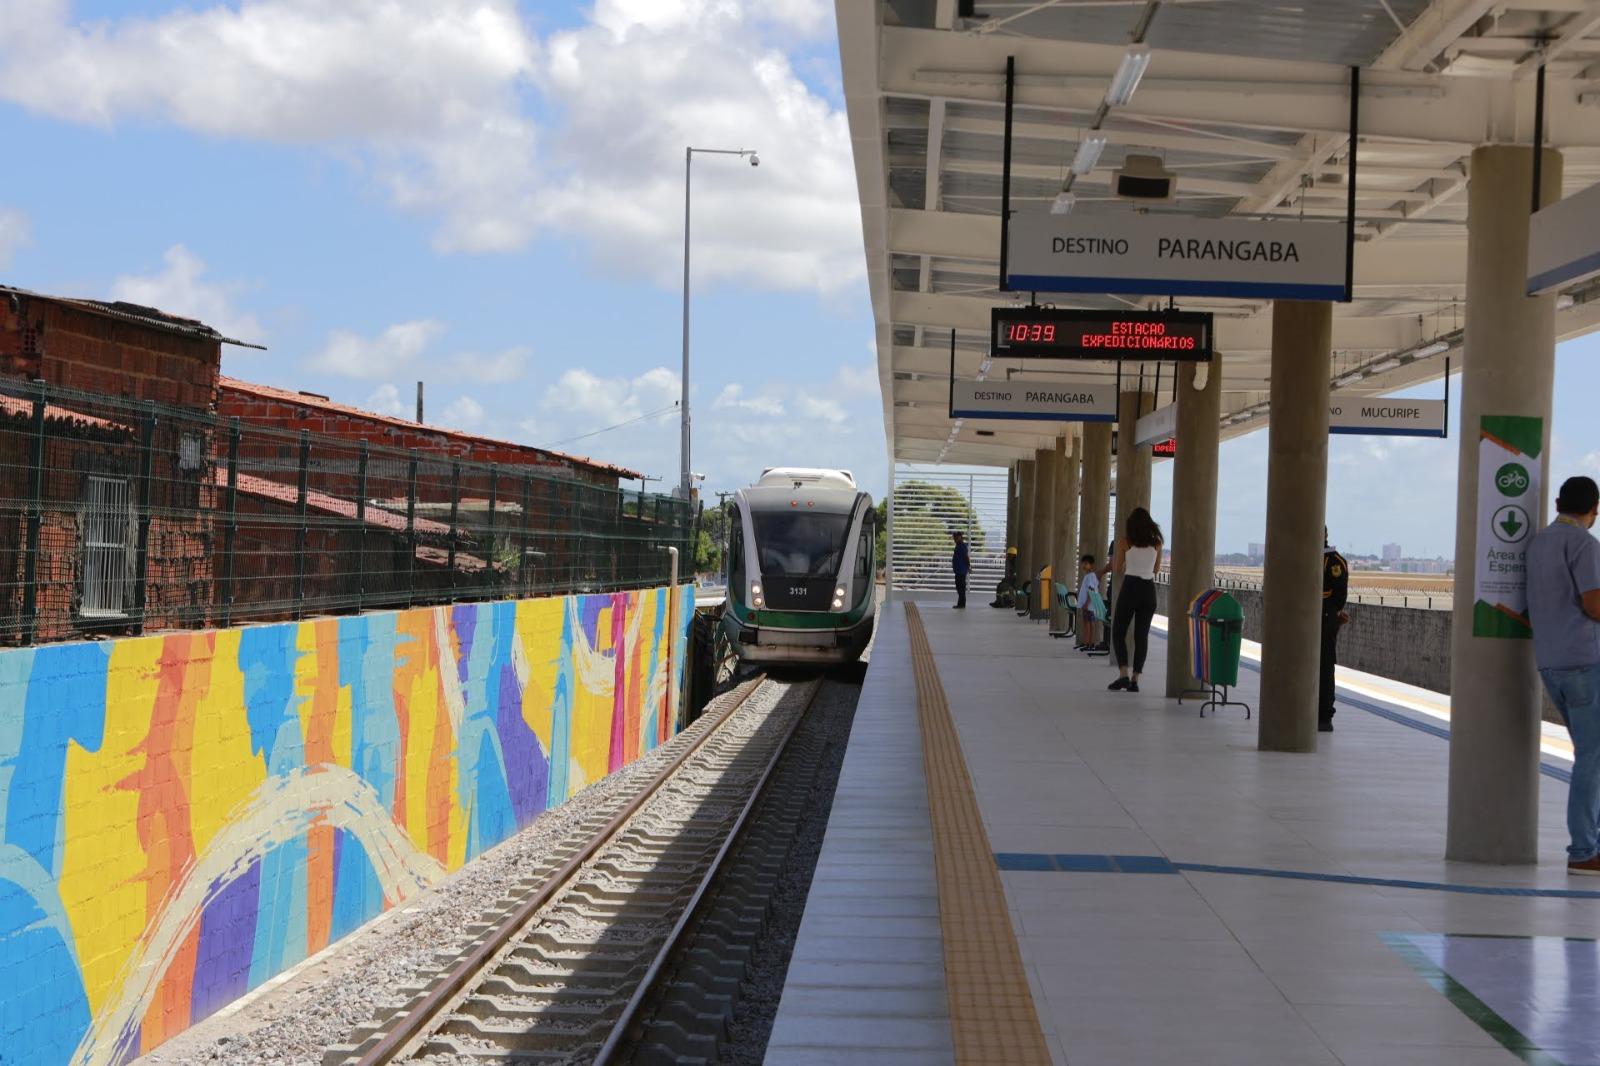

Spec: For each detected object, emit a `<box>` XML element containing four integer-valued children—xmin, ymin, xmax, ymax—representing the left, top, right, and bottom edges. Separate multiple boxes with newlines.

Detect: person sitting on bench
<box><xmin>991</xmin><ymin>546</ymin><xmax>1018</xmax><ymax>608</ymax></box>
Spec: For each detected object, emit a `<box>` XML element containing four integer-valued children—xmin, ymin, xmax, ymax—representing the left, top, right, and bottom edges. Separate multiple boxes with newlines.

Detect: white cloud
<box><xmin>714</xmin><ymin>383</ymin><xmax>784</xmax><ymax>416</ymax></box>
<box><xmin>536</xmin><ymin>2</ymin><xmax>861</xmax><ymax>291</ymax></box>
<box><xmin>0</xmin><ymin>207</ymin><xmax>30</xmax><ymax>268</ymax></box>
<box><xmin>441</xmin><ymin>394</ymin><xmax>486</xmax><ymax>429</ymax></box>
<box><xmin>542</xmin><ymin>366</ymin><xmax>681</xmax><ymax>431</ymax></box>
<box><xmin>310</xmin><ymin>319</ymin><xmax>444</xmax><ymax>379</ymax></box>
<box><xmin>109</xmin><ymin>244</ymin><xmax>265</xmax><ymax>342</ymax></box>
<box><xmin>797</xmin><ymin>394</ymin><xmax>846</xmax><ymax>423</ymax></box>
<box><xmin>0</xmin><ymin>1</ymin><xmax>540</xmax><ymax>253</ymax></box>
<box><xmin>0</xmin><ymin>1</ymin><xmax>862</xmax><ymax>289</ymax></box>
<box><xmin>365</xmin><ymin>383</ymin><xmax>410</xmax><ymax>418</ymax></box>
<box><xmin>448</xmin><ymin>346</ymin><xmax>530</xmax><ymax>384</ymax></box>
<box><xmin>835</xmin><ymin>363</ymin><xmax>880</xmax><ymax>399</ymax></box>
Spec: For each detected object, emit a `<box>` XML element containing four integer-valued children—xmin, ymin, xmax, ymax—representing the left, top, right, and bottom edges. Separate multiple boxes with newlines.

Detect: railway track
<box><xmin>324</xmin><ymin>675</ymin><xmax>821</xmax><ymax>1066</ymax></box>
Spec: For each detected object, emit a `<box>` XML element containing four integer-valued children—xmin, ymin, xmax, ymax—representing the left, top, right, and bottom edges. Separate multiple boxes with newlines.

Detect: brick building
<box><xmin>0</xmin><ymin>285</ymin><xmax>675</xmax><ymax>645</ymax></box>
<box><xmin>216</xmin><ymin>379</ymin><xmax>650</xmax><ymax>595</ymax></box>
<box><xmin>0</xmin><ymin>286</ymin><xmax>253</xmax><ymax>643</ymax></box>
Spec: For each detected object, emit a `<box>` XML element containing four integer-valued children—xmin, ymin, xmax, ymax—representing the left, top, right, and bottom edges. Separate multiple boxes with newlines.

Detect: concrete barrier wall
<box><xmin>1155</xmin><ymin>583</ymin><xmax>1452</xmax><ymax>693</ymax></box>
<box><xmin>0</xmin><ymin>587</ymin><xmax>693</xmax><ymax>1065</ymax></box>
<box><xmin>1156</xmin><ymin>583</ymin><xmax>1558</xmax><ymax>720</ymax></box>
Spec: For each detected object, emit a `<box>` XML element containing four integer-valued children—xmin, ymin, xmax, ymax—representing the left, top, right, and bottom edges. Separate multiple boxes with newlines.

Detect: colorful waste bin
<box><xmin>1182</xmin><ymin>588</ymin><xmax>1251</xmax><ymax>717</ymax></box>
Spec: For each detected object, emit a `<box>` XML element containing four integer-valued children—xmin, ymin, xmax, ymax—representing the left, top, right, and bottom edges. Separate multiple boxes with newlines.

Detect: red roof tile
<box><xmin>219</xmin><ymin>376</ymin><xmax>641</xmax><ymax>479</ymax></box>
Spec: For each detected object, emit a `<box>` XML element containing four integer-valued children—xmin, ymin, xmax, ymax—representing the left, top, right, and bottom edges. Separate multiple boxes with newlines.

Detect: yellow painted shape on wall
<box><xmin>513</xmin><ymin>597</ymin><xmax>562</xmax><ymax>753</ymax></box>
<box><xmin>401</xmin><ymin>655</ymin><xmax>440</xmax><ymax>860</ymax></box>
<box><xmin>57</xmin><ymin>635</ymin><xmax>163</xmax><ymax>1017</ymax></box>
<box><xmin>189</xmin><ymin>630</ymin><xmax>267</xmax><ymax>855</ymax></box>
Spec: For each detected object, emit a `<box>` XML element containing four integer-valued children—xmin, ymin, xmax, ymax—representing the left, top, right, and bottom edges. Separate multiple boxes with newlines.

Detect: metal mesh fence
<box><xmin>889</xmin><ymin>467</ymin><xmax>1009</xmax><ymax>595</ymax></box>
<box><xmin>0</xmin><ymin>376</ymin><xmax>695</xmax><ymax>646</ymax></box>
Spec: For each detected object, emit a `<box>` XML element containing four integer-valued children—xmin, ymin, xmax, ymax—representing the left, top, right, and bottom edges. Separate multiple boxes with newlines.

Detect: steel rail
<box><xmin>352</xmin><ymin>674</ymin><xmax>770</xmax><ymax>1066</ymax></box>
<box><xmin>592</xmin><ymin>678</ymin><xmax>823</xmax><ymax>1064</ymax></box>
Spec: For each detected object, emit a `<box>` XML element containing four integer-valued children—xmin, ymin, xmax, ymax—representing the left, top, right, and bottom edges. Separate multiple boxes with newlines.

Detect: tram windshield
<box><xmin>752</xmin><ymin>511</ymin><xmax>851</xmax><ymax>577</ymax></box>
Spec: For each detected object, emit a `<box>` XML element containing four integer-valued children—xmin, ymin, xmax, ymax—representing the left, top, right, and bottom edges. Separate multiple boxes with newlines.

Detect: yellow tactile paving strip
<box><xmin>904</xmin><ymin>602</ymin><xmax>1054</xmax><ymax>1066</ymax></box>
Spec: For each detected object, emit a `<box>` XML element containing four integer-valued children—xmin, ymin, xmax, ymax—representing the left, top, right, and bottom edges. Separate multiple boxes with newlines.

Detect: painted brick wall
<box><xmin>0</xmin><ymin>586</ymin><xmax>693</xmax><ymax>1065</ymax></box>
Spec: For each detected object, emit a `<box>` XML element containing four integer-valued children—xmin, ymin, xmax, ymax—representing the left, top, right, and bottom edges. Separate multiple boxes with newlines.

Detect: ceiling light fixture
<box><xmin>1050</xmin><ymin>190</ymin><xmax>1076</xmax><ymax>215</ymax></box>
<box><xmin>1413</xmin><ymin>340</ymin><xmax>1449</xmax><ymax>359</ymax></box>
<box><xmin>1072</xmin><ymin>134</ymin><xmax>1107</xmax><ymax>176</ymax></box>
<box><xmin>1366</xmin><ymin>356</ymin><xmax>1402</xmax><ymax>375</ymax></box>
<box><xmin>1105</xmin><ymin>44</ymin><xmax>1152</xmax><ymax>107</ymax></box>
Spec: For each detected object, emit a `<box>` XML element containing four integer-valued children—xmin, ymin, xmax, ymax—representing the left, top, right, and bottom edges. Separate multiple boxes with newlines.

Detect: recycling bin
<box><xmin>1181</xmin><ymin>588</ymin><xmax>1250</xmax><ymax>717</ymax></box>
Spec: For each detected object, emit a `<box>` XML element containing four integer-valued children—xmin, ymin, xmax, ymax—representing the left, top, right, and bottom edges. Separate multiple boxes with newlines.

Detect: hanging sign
<box><xmin>991</xmin><ymin>307</ymin><xmax>1213</xmax><ymax>361</ymax></box>
<box><xmin>1529</xmin><ymin>180</ymin><xmax>1600</xmax><ymax>295</ymax></box>
<box><xmin>949</xmin><ymin>380</ymin><xmax>1117</xmax><ymax>422</ymax></box>
<box><xmin>1134</xmin><ymin>402</ymin><xmax>1178</xmax><ymax>446</ymax></box>
<box><xmin>1329</xmin><ymin>397</ymin><xmax>1447</xmax><ymax>437</ymax></box>
<box><xmin>1471</xmin><ymin>415</ymin><xmax>1543</xmax><ymax>639</ymax></box>
<box><xmin>1006</xmin><ymin>214</ymin><xmax>1348</xmax><ymax>301</ymax></box>
<box><xmin>1151</xmin><ymin>438</ymin><xmax>1177</xmax><ymax>458</ymax></box>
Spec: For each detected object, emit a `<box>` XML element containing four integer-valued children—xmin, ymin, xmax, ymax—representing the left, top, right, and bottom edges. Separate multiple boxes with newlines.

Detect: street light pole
<box><xmin>681</xmin><ymin>146</ymin><xmax>759</xmax><ymax>500</ymax></box>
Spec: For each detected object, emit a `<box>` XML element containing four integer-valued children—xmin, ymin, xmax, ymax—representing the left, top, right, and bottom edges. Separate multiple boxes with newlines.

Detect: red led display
<box><xmin>1152</xmin><ymin>438</ymin><xmax>1177</xmax><ymax>458</ymax></box>
<box><xmin>992</xmin><ymin>308</ymin><xmax>1213</xmax><ymax>361</ymax></box>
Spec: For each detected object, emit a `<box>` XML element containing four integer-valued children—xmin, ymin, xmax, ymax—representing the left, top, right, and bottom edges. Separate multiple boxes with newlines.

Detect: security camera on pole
<box><xmin>681</xmin><ymin>146</ymin><xmax>760</xmax><ymax>499</ymax></box>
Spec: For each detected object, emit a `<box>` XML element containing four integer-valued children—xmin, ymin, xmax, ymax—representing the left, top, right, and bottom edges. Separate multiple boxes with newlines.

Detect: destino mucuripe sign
<box><xmin>949</xmin><ymin>380</ymin><xmax>1117</xmax><ymax>422</ymax></box>
<box><xmin>991</xmin><ymin>307</ymin><xmax>1212</xmax><ymax>362</ymax></box>
<box><xmin>1006</xmin><ymin>214</ymin><xmax>1347</xmax><ymax>301</ymax></box>
<box><xmin>1328</xmin><ymin>397</ymin><xmax>1447</xmax><ymax>437</ymax></box>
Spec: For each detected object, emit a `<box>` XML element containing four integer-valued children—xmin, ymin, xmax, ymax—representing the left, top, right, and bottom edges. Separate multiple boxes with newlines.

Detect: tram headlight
<box><xmin>834</xmin><ymin>586</ymin><xmax>846</xmax><ymax>598</ymax></box>
<box><xmin>832</xmin><ymin>597</ymin><xmax>844</xmax><ymax>609</ymax></box>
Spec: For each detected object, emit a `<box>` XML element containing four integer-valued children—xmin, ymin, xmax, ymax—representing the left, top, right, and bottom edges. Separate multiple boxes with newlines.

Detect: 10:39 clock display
<box><xmin>991</xmin><ymin>308</ymin><xmax>1213</xmax><ymax>361</ymax></box>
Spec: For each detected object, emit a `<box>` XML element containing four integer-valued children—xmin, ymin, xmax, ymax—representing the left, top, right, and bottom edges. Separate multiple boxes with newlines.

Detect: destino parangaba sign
<box><xmin>991</xmin><ymin>308</ymin><xmax>1212</xmax><ymax>362</ymax></box>
<box><xmin>949</xmin><ymin>380</ymin><xmax>1117</xmax><ymax>422</ymax></box>
<box><xmin>1006</xmin><ymin>214</ymin><xmax>1347</xmax><ymax>302</ymax></box>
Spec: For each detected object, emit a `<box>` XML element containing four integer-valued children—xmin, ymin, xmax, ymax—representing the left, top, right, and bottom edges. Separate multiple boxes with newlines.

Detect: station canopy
<box><xmin>840</xmin><ymin>0</ymin><xmax>1600</xmax><ymax>466</ymax></box>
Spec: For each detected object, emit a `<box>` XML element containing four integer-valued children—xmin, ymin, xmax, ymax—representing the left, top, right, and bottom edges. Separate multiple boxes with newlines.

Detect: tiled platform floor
<box><xmin>768</xmin><ymin>595</ymin><xmax>1600</xmax><ymax>1066</ymax></box>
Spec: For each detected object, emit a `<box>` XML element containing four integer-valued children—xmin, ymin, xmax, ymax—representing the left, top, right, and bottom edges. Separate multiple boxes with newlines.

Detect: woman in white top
<box><xmin>1107</xmin><ymin>507</ymin><xmax>1164</xmax><ymax>693</ymax></box>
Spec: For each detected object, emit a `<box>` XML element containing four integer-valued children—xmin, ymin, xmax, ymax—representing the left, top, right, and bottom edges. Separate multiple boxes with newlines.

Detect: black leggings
<box><xmin>1112</xmin><ymin>575</ymin><xmax>1157</xmax><ymax>674</ymax></box>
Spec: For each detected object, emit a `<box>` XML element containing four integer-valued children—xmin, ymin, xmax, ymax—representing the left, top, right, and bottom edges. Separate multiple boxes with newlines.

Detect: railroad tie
<box><xmin>905</xmin><ymin>602</ymin><xmax>1053</xmax><ymax>1066</ymax></box>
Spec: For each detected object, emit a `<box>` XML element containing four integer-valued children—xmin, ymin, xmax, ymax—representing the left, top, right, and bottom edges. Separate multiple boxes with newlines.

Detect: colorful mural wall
<box><xmin>0</xmin><ymin>586</ymin><xmax>693</xmax><ymax>1066</ymax></box>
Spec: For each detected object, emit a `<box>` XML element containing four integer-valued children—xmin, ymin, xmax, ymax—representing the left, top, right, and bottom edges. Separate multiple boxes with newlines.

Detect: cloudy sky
<box><xmin>0</xmin><ymin>0</ymin><xmax>880</xmax><ymax>498</ymax></box>
<box><xmin>4</xmin><ymin>0</ymin><xmax>1599</xmax><ymax>562</ymax></box>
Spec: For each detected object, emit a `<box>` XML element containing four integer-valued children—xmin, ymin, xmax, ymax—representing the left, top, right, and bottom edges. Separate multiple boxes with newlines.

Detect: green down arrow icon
<box><xmin>1500</xmin><ymin>509</ymin><xmax>1525</xmax><ymax>539</ymax></box>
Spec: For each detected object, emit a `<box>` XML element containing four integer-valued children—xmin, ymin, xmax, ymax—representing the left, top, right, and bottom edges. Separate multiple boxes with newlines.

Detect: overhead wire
<box><xmin>547</xmin><ymin>402</ymin><xmax>680</xmax><ymax>448</ymax></box>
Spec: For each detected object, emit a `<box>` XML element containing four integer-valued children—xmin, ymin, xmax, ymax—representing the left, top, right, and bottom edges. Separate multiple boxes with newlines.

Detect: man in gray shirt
<box><xmin>1527</xmin><ymin>475</ymin><xmax>1600</xmax><ymax>875</ymax></box>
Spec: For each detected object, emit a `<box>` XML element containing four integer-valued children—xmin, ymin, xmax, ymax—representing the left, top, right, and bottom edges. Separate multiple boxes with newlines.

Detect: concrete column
<box><xmin>1005</xmin><ymin>465</ymin><xmax>1018</xmax><ymax>557</ymax></box>
<box><xmin>1078</xmin><ymin>423</ymin><xmax>1112</xmax><ymax>572</ymax></box>
<box><xmin>1050</xmin><ymin>433</ymin><xmax>1081</xmax><ymax>631</ymax></box>
<box><xmin>1164</xmin><ymin>356</ymin><xmax>1223</xmax><ymax>699</ymax></box>
<box><xmin>1447</xmin><ymin>145</ymin><xmax>1563</xmax><ymax>864</ymax></box>
<box><xmin>1030</xmin><ymin>446</ymin><xmax>1057</xmax><ymax>617</ymax></box>
<box><xmin>1116</xmin><ymin>390</ymin><xmax>1156</xmax><ymax>537</ymax></box>
<box><xmin>1257</xmin><ymin>302</ymin><xmax>1334</xmax><ymax>752</ymax></box>
<box><xmin>1016</xmin><ymin>458</ymin><xmax>1036</xmax><ymax>594</ymax></box>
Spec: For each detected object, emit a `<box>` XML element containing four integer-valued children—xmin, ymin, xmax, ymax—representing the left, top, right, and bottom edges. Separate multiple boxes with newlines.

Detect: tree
<box><xmin>883</xmin><ymin>481</ymin><xmax>989</xmax><ymax>588</ymax></box>
<box><xmin>694</xmin><ymin>503</ymin><xmax>732</xmax><ymax>576</ymax></box>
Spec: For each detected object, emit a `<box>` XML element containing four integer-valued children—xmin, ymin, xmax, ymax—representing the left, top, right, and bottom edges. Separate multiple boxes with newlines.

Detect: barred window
<box><xmin>81</xmin><ymin>476</ymin><xmax>135</xmax><ymax>618</ymax></box>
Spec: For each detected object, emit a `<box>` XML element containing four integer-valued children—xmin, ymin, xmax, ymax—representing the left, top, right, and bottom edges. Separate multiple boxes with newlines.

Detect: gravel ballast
<box><xmin>133</xmin><ymin>691</ymin><xmax>739</xmax><ymax>1066</ymax></box>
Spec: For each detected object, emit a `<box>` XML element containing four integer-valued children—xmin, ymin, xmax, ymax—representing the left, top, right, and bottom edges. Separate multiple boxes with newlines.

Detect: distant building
<box><xmin>1382</xmin><ymin>542</ymin><xmax>1402</xmax><ymax>565</ymax></box>
<box><xmin>1247</xmin><ymin>542</ymin><xmax>1265</xmax><ymax>564</ymax></box>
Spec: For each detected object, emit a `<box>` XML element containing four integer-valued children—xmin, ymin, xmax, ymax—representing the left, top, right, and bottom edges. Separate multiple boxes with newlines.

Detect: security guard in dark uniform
<box><xmin>1320</xmin><ymin>528</ymin><xmax>1350</xmax><ymax>732</ymax></box>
